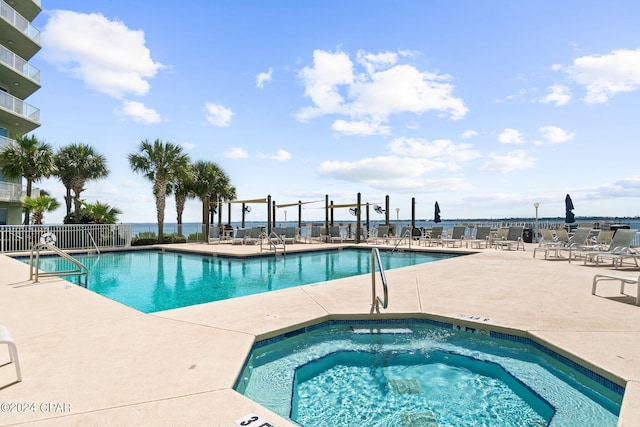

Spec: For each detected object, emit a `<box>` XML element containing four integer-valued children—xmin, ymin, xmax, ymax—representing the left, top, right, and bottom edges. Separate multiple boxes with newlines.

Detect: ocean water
<box><xmin>132</xmin><ymin>218</ymin><xmax>640</xmax><ymax>238</ymax></box>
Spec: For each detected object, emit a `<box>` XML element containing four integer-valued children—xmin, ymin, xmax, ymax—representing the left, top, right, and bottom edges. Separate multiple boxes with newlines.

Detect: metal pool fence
<box><xmin>0</xmin><ymin>224</ymin><xmax>132</xmax><ymax>253</ymax></box>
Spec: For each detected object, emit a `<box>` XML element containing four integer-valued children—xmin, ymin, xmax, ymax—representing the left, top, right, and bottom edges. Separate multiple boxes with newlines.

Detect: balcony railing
<box><xmin>0</xmin><ymin>44</ymin><xmax>40</xmax><ymax>82</ymax></box>
<box><xmin>0</xmin><ymin>224</ymin><xmax>133</xmax><ymax>253</ymax></box>
<box><xmin>0</xmin><ymin>181</ymin><xmax>24</xmax><ymax>203</ymax></box>
<box><xmin>0</xmin><ymin>90</ymin><xmax>39</xmax><ymax>122</ymax></box>
<box><xmin>0</xmin><ymin>1</ymin><xmax>40</xmax><ymax>44</ymax></box>
<box><xmin>0</xmin><ymin>134</ymin><xmax>12</xmax><ymax>147</ymax></box>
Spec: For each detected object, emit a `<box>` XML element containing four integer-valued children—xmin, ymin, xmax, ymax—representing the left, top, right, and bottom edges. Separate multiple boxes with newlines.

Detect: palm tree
<box><xmin>190</xmin><ymin>160</ymin><xmax>234</xmax><ymax>241</ymax></box>
<box><xmin>128</xmin><ymin>139</ymin><xmax>189</xmax><ymax>242</ymax></box>
<box><xmin>54</xmin><ymin>143</ymin><xmax>109</xmax><ymax>223</ymax></box>
<box><xmin>82</xmin><ymin>200</ymin><xmax>121</xmax><ymax>224</ymax></box>
<box><xmin>22</xmin><ymin>191</ymin><xmax>60</xmax><ymax>225</ymax></box>
<box><xmin>0</xmin><ymin>134</ymin><xmax>55</xmax><ymax>224</ymax></box>
<box><xmin>170</xmin><ymin>163</ymin><xmax>196</xmax><ymax>237</ymax></box>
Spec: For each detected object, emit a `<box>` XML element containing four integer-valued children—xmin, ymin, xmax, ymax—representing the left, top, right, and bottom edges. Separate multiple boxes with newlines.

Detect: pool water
<box><xmin>28</xmin><ymin>249</ymin><xmax>455</xmax><ymax>313</ymax></box>
<box><xmin>236</xmin><ymin>322</ymin><xmax>621</xmax><ymax>427</ymax></box>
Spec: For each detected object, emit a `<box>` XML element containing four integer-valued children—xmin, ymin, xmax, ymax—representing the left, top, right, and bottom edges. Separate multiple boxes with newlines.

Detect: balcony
<box><xmin>0</xmin><ymin>90</ymin><xmax>39</xmax><ymax>133</ymax></box>
<box><xmin>0</xmin><ymin>180</ymin><xmax>24</xmax><ymax>203</ymax></box>
<box><xmin>3</xmin><ymin>0</ymin><xmax>41</xmax><ymax>22</ymax></box>
<box><xmin>0</xmin><ymin>43</ymin><xmax>39</xmax><ymax>98</ymax></box>
<box><xmin>0</xmin><ymin>0</ymin><xmax>40</xmax><ymax>60</ymax></box>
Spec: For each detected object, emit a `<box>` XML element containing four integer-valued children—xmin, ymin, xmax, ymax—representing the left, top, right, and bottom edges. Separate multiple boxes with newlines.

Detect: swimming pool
<box><xmin>236</xmin><ymin>320</ymin><xmax>621</xmax><ymax>426</ymax></box>
<box><xmin>28</xmin><ymin>249</ymin><xmax>458</xmax><ymax>313</ymax></box>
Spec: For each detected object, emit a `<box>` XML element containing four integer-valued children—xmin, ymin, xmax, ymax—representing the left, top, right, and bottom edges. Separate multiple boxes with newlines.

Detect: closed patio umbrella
<box><xmin>565</xmin><ymin>194</ymin><xmax>575</xmax><ymax>224</ymax></box>
<box><xmin>434</xmin><ymin>201</ymin><xmax>441</xmax><ymax>223</ymax></box>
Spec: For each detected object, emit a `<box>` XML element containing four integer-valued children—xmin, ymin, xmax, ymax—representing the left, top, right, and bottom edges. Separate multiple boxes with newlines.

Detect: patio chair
<box><xmin>232</xmin><ymin>228</ymin><xmax>247</xmax><ymax>245</ymax></box>
<box><xmin>466</xmin><ymin>226</ymin><xmax>491</xmax><ymax>249</ymax></box>
<box><xmin>441</xmin><ymin>226</ymin><xmax>466</xmax><ymax>248</ymax></box>
<box><xmin>282</xmin><ymin>227</ymin><xmax>298</xmax><ymax>244</ymax></box>
<box><xmin>208</xmin><ymin>226</ymin><xmax>221</xmax><ymax>244</ymax></box>
<box><xmin>534</xmin><ymin>227</ymin><xmax>591</xmax><ymax>260</ymax></box>
<box><xmin>578</xmin><ymin>229</ymin><xmax>638</xmax><ymax>267</ymax></box>
<box><xmin>328</xmin><ymin>225</ymin><xmax>344</xmax><ymax>243</ymax></box>
<box><xmin>0</xmin><ymin>325</ymin><xmax>21</xmax><ymax>383</ymax></box>
<box><xmin>307</xmin><ymin>226</ymin><xmax>323</xmax><ymax>243</ymax></box>
<box><xmin>592</xmin><ymin>273</ymin><xmax>640</xmax><ymax>306</ymax></box>
<box><xmin>538</xmin><ymin>229</ymin><xmax>558</xmax><ymax>247</ymax></box>
<box><xmin>494</xmin><ymin>226</ymin><xmax>524</xmax><ymax>251</ymax></box>
<box><xmin>423</xmin><ymin>226</ymin><xmax>443</xmax><ymax>247</ymax></box>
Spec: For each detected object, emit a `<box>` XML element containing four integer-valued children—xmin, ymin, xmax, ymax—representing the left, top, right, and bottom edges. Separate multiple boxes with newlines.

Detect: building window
<box><xmin>0</xmin><ymin>208</ymin><xmax>7</xmax><ymax>225</ymax></box>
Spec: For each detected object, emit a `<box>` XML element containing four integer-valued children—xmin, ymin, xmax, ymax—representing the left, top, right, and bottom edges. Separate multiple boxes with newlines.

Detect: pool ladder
<box><xmin>260</xmin><ymin>231</ymin><xmax>286</xmax><ymax>255</ymax></box>
<box><xmin>29</xmin><ymin>243</ymin><xmax>88</xmax><ymax>287</ymax></box>
<box><xmin>370</xmin><ymin>248</ymin><xmax>388</xmax><ymax>313</ymax></box>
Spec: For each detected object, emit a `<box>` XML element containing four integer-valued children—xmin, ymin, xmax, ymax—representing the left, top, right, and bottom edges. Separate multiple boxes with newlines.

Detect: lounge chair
<box><xmin>578</xmin><ymin>229</ymin><xmax>638</xmax><ymax>267</ymax></box>
<box><xmin>441</xmin><ymin>226</ymin><xmax>466</xmax><ymax>248</ymax></box>
<box><xmin>0</xmin><ymin>325</ymin><xmax>21</xmax><ymax>383</ymax></box>
<box><xmin>534</xmin><ymin>227</ymin><xmax>591</xmax><ymax>260</ymax></box>
<box><xmin>494</xmin><ymin>226</ymin><xmax>524</xmax><ymax>250</ymax></box>
<box><xmin>372</xmin><ymin>225</ymin><xmax>391</xmax><ymax>244</ymax></box>
<box><xmin>328</xmin><ymin>225</ymin><xmax>344</xmax><ymax>243</ymax></box>
<box><xmin>208</xmin><ymin>226</ymin><xmax>221</xmax><ymax>244</ymax></box>
<box><xmin>423</xmin><ymin>226</ymin><xmax>443</xmax><ymax>247</ymax></box>
<box><xmin>390</xmin><ymin>226</ymin><xmax>413</xmax><ymax>245</ymax></box>
<box><xmin>232</xmin><ymin>228</ymin><xmax>247</xmax><ymax>244</ymax></box>
<box><xmin>553</xmin><ymin>229</ymin><xmax>571</xmax><ymax>246</ymax></box>
<box><xmin>307</xmin><ymin>225</ymin><xmax>323</xmax><ymax>243</ymax></box>
<box><xmin>466</xmin><ymin>226</ymin><xmax>491</xmax><ymax>249</ymax></box>
<box><xmin>538</xmin><ymin>229</ymin><xmax>558</xmax><ymax>247</ymax></box>
<box><xmin>233</xmin><ymin>228</ymin><xmax>258</xmax><ymax>245</ymax></box>
<box><xmin>282</xmin><ymin>227</ymin><xmax>298</xmax><ymax>244</ymax></box>
<box><xmin>592</xmin><ymin>273</ymin><xmax>640</xmax><ymax>306</ymax></box>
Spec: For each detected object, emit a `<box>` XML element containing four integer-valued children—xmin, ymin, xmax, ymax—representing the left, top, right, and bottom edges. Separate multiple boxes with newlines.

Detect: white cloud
<box><xmin>117</xmin><ymin>101</ymin><xmax>161</xmax><ymax>124</ymax></box>
<box><xmin>224</xmin><ymin>147</ymin><xmax>248</xmax><ymax>159</ymax></box>
<box><xmin>480</xmin><ymin>149</ymin><xmax>536</xmax><ymax>173</ymax></box>
<box><xmin>296</xmin><ymin>49</ymin><xmax>467</xmax><ymax>133</ymax></box>
<box><xmin>388</xmin><ymin>137</ymin><xmax>481</xmax><ymax>164</ymax></box>
<box><xmin>567</xmin><ymin>48</ymin><xmax>640</xmax><ymax>103</ymax></box>
<box><xmin>41</xmin><ymin>10</ymin><xmax>163</xmax><ymax>99</ymax></box>
<box><xmin>256</xmin><ymin>68</ymin><xmax>273</xmax><ymax>89</ymax></box>
<box><xmin>268</xmin><ymin>150</ymin><xmax>292</xmax><ymax>161</ymax></box>
<box><xmin>540</xmin><ymin>85</ymin><xmax>571</xmax><ymax>106</ymax></box>
<box><xmin>317</xmin><ymin>157</ymin><xmax>470</xmax><ymax>191</ymax></box>
<box><xmin>461</xmin><ymin>130</ymin><xmax>477</xmax><ymax>139</ymax></box>
<box><xmin>205</xmin><ymin>102</ymin><xmax>233</xmax><ymax>127</ymax></box>
<box><xmin>331</xmin><ymin>119</ymin><xmax>391</xmax><ymax>136</ymax></box>
<box><xmin>356</xmin><ymin>50</ymin><xmax>398</xmax><ymax>74</ymax></box>
<box><xmin>498</xmin><ymin>128</ymin><xmax>524</xmax><ymax>144</ymax></box>
<box><xmin>296</xmin><ymin>49</ymin><xmax>354</xmax><ymax>121</ymax></box>
<box><xmin>181</xmin><ymin>142</ymin><xmax>195</xmax><ymax>150</ymax></box>
<box><xmin>538</xmin><ymin>125</ymin><xmax>575</xmax><ymax>144</ymax></box>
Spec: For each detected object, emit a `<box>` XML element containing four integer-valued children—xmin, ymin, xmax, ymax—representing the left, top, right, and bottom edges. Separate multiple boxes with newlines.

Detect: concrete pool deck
<box><xmin>1</xmin><ymin>242</ymin><xmax>639</xmax><ymax>426</ymax></box>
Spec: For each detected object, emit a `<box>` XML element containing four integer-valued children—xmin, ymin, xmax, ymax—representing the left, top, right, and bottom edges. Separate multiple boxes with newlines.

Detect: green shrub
<box><xmin>164</xmin><ymin>233</ymin><xmax>187</xmax><ymax>244</ymax></box>
<box><xmin>132</xmin><ymin>238</ymin><xmax>158</xmax><ymax>246</ymax></box>
<box><xmin>187</xmin><ymin>232</ymin><xmax>203</xmax><ymax>242</ymax></box>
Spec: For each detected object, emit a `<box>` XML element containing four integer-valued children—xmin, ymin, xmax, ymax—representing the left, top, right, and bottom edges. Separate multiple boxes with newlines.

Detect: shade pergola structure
<box><xmin>327</xmin><ymin>194</ymin><xmax>380</xmax><ymax>243</ymax></box>
<box><xmin>274</xmin><ymin>200</ymin><xmax>323</xmax><ymax>228</ymax></box>
<box><xmin>226</xmin><ymin>197</ymin><xmax>269</xmax><ymax>231</ymax></box>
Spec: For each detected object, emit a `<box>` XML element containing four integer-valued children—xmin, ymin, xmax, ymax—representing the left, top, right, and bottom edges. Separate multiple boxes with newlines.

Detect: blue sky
<box><xmin>28</xmin><ymin>1</ymin><xmax>640</xmax><ymax>224</ymax></box>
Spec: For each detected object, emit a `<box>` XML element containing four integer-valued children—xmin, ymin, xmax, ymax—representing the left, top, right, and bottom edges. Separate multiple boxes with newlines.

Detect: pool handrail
<box><xmin>260</xmin><ymin>231</ymin><xmax>286</xmax><ymax>255</ymax></box>
<box><xmin>391</xmin><ymin>228</ymin><xmax>413</xmax><ymax>252</ymax></box>
<box><xmin>371</xmin><ymin>248</ymin><xmax>388</xmax><ymax>313</ymax></box>
<box><xmin>29</xmin><ymin>242</ymin><xmax>88</xmax><ymax>287</ymax></box>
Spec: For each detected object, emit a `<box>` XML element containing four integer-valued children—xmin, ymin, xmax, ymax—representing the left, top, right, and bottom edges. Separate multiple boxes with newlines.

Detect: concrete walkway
<box><xmin>0</xmin><ymin>242</ymin><xmax>639</xmax><ymax>426</ymax></box>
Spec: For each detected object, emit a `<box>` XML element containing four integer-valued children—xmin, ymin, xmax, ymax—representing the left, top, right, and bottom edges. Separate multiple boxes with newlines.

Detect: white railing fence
<box><xmin>0</xmin><ymin>224</ymin><xmax>132</xmax><ymax>253</ymax></box>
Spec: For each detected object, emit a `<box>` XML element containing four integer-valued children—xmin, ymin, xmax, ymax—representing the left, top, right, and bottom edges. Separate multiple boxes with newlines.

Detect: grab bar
<box><xmin>29</xmin><ymin>243</ymin><xmax>88</xmax><ymax>287</ymax></box>
<box><xmin>370</xmin><ymin>248</ymin><xmax>388</xmax><ymax>313</ymax></box>
<box><xmin>87</xmin><ymin>231</ymin><xmax>100</xmax><ymax>254</ymax></box>
<box><xmin>391</xmin><ymin>229</ymin><xmax>413</xmax><ymax>252</ymax></box>
<box><xmin>259</xmin><ymin>231</ymin><xmax>286</xmax><ymax>255</ymax></box>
